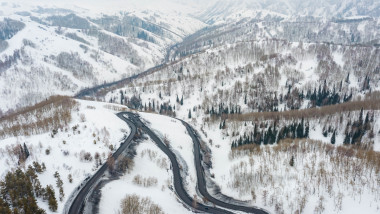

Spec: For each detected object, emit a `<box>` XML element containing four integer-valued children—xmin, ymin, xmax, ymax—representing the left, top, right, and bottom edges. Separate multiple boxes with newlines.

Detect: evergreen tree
<box><xmin>289</xmin><ymin>156</ymin><xmax>295</xmax><ymax>167</ymax></box>
<box><xmin>120</xmin><ymin>90</ymin><xmax>124</xmax><ymax>104</ymax></box>
<box><xmin>180</xmin><ymin>96</ymin><xmax>183</xmax><ymax>105</ymax></box>
<box><xmin>331</xmin><ymin>130</ymin><xmax>336</xmax><ymax>144</ymax></box>
<box><xmin>0</xmin><ymin>169</ymin><xmax>45</xmax><ymax>214</ymax></box>
<box><xmin>322</xmin><ymin>126</ymin><xmax>328</xmax><ymax>137</ymax></box>
<box><xmin>45</xmin><ymin>185</ymin><xmax>57</xmax><ymax>212</ymax></box>
<box><xmin>343</xmin><ymin>133</ymin><xmax>351</xmax><ymax>144</ymax></box>
<box><xmin>364</xmin><ymin>112</ymin><xmax>370</xmax><ymax>130</ymax></box>
<box><xmin>23</xmin><ymin>143</ymin><xmax>30</xmax><ymax>159</ymax></box>
<box><xmin>345</xmin><ymin>72</ymin><xmax>350</xmax><ymax>83</ymax></box>
<box><xmin>304</xmin><ymin>122</ymin><xmax>309</xmax><ymax>138</ymax></box>
<box><xmin>0</xmin><ymin>198</ymin><xmax>11</xmax><ymax>214</ymax></box>
<box><xmin>188</xmin><ymin>110</ymin><xmax>191</xmax><ymax>119</ymax></box>
<box><xmin>296</xmin><ymin>123</ymin><xmax>303</xmax><ymax>138</ymax></box>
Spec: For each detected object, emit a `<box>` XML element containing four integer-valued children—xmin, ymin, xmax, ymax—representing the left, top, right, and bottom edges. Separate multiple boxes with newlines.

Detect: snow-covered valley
<box><xmin>1</xmin><ymin>0</ymin><xmax>380</xmax><ymax>214</ymax></box>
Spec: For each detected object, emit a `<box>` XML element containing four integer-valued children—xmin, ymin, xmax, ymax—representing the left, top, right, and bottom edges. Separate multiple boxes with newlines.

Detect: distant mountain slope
<box><xmin>197</xmin><ymin>0</ymin><xmax>380</xmax><ymax>24</ymax></box>
<box><xmin>0</xmin><ymin>2</ymin><xmax>205</xmax><ymax>113</ymax></box>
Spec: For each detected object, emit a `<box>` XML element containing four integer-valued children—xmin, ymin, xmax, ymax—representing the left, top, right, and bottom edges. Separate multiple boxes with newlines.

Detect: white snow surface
<box><xmin>0</xmin><ymin>0</ymin><xmax>206</xmax><ymax>112</ymax></box>
<box><xmin>99</xmin><ymin>139</ymin><xmax>192</xmax><ymax>214</ymax></box>
<box><xmin>0</xmin><ymin>99</ymin><xmax>130</xmax><ymax>213</ymax></box>
<box><xmin>139</xmin><ymin>112</ymin><xmax>199</xmax><ymax>198</ymax></box>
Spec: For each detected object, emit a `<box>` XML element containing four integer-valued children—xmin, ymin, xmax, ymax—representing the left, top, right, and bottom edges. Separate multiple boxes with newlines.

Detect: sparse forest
<box><xmin>228</xmin><ymin>139</ymin><xmax>380</xmax><ymax>213</ymax></box>
<box><xmin>0</xmin><ymin>1</ymin><xmax>379</xmax><ymax>214</ymax></box>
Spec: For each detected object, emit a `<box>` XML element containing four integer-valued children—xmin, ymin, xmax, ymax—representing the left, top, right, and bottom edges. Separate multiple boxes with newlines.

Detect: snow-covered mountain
<box><xmin>1</xmin><ymin>1</ymin><xmax>380</xmax><ymax>214</ymax></box>
<box><xmin>198</xmin><ymin>0</ymin><xmax>380</xmax><ymax>24</ymax></box>
<box><xmin>0</xmin><ymin>1</ymin><xmax>205</xmax><ymax>113</ymax></box>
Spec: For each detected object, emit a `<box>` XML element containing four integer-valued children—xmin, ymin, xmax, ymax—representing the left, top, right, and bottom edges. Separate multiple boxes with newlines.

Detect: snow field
<box><xmin>139</xmin><ymin>112</ymin><xmax>199</xmax><ymax>198</ymax></box>
<box><xmin>0</xmin><ymin>99</ymin><xmax>130</xmax><ymax>213</ymax></box>
<box><xmin>223</xmin><ymin>139</ymin><xmax>380</xmax><ymax>214</ymax></box>
<box><xmin>99</xmin><ymin>139</ymin><xmax>192</xmax><ymax>214</ymax></box>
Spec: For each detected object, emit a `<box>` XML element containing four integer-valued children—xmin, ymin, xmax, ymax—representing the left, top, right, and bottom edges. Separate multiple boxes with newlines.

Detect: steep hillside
<box><xmin>105</xmin><ymin>40</ymin><xmax>380</xmax><ymax>115</ymax></box>
<box><xmin>1</xmin><ymin>1</ymin><xmax>380</xmax><ymax>214</ymax></box>
<box><xmin>0</xmin><ymin>97</ymin><xmax>130</xmax><ymax>213</ymax></box>
<box><xmin>197</xmin><ymin>0</ymin><xmax>380</xmax><ymax>24</ymax></box>
<box><xmin>0</xmin><ymin>1</ymin><xmax>205</xmax><ymax>113</ymax></box>
<box><xmin>100</xmin><ymin>35</ymin><xmax>380</xmax><ymax>213</ymax></box>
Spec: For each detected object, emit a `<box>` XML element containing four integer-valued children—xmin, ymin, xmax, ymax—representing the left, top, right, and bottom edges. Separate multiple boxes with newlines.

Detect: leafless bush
<box><xmin>79</xmin><ymin>151</ymin><xmax>93</xmax><ymax>162</ymax></box>
<box><xmin>120</xmin><ymin>194</ymin><xmax>164</xmax><ymax>214</ymax></box>
<box><xmin>107</xmin><ymin>154</ymin><xmax>115</xmax><ymax>174</ymax></box>
<box><xmin>103</xmin><ymin>104</ymin><xmax>128</xmax><ymax>112</ymax></box>
<box><xmin>133</xmin><ymin>175</ymin><xmax>158</xmax><ymax>187</ymax></box>
<box><xmin>163</xmin><ymin>135</ymin><xmax>170</xmax><ymax>146</ymax></box>
<box><xmin>117</xmin><ymin>156</ymin><xmax>134</xmax><ymax>173</ymax></box>
<box><xmin>80</xmin><ymin>113</ymin><xmax>86</xmax><ymax>122</ymax></box>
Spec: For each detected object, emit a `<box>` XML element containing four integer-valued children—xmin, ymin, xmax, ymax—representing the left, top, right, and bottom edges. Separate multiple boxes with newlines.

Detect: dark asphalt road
<box><xmin>181</xmin><ymin>121</ymin><xmax>269</xmax><ymax>214</ymax></box>
<box><xmin>123</xmin><ymin>112</ymin><xmax>234</xmax><ymax>214</ymax></box>
<box><xmin>69</xmin><ymin>112</ymin><xmax>269</xmax><ymax>214</ymax></box>
<box><xmin>67</xmin><ymin>113</ymin><xmax>136</xmax><ymax>214</ymax></box>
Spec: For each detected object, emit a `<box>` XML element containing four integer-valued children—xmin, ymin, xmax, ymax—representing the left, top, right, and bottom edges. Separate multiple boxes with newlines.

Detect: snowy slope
<box><xmin>99</xmin><ymin>139</ymin><xmax>192</xmax><ymax>214</ymax></box>
<box><xmin>139</xmin><ymin>112</ymin><xmax>199</xmax><ymax>198</ymax></box>
<box><xmin>197</xmin><ymin>0</ymin><xmax>380</xmax><ymax>24</ymax></box>
<box><xmin>0</xmin><ymin>100</ymin><xmax>130</xmax><ymax>213</ymax></box>
<box><xmin>0</xmin><ymin>1</ymin><xmax>206</xmax><ymax>112</ymax></box>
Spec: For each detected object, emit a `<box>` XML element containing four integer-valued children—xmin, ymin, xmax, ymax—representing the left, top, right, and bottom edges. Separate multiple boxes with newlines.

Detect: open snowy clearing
<box><xmin>99</xmin><ymin>139</ymin><xmax>192</xmax><ymax>214</ymax></box>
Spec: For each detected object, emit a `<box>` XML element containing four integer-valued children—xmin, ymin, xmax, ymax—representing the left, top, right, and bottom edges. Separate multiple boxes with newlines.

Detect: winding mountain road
<box><xmin>123</xmin><ymin>112</ymin><xmax>233</xmax><ymax>214</ymax></box>
<box><xmin>67</xmin><ymin>113</ymin><xmax>136</xmax><ymax>214</ymax></box>
<box><xmin>181</xmin><ymin>120</ymin><xmax>268</xmax><ymax>214</ymax></box>
<box><xmin>123</xmin><ymin>112</ymin><xmax>268</xmax><ymax>214</ymax></box>
<box><xmin>68</xmin><ymin>112</ymin><xmax>268</xmax><ymax>214</ymax></box>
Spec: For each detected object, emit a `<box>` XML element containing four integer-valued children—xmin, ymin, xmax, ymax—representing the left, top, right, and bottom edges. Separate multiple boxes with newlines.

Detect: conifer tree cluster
<box><xmin>158</xmin><ymin>102</ymin><xmax>176</xmax><ymax>117</ymax></box>
<box><xmin>206</xmin><ymin>103</ymin><xmax>242</xmax><ymax>116</ymax></box>
<box><xmin>0</xmin><ymin>162</ymin><xmax>56</xmax><ymax>213</ymax></box>
<box><xmin>283</xmin><ymin>80</ymin><xmax>351</xmax><ymax>110</ymax></box>
<box><xmin>231</xmin><ymin>118</ymin><xmax>309</xmax><ymax>148</ymax></box>
<box><xmin>343</xmin><ymin>109</ymin><xmax>374</xmax><ymax>145</ymax></box>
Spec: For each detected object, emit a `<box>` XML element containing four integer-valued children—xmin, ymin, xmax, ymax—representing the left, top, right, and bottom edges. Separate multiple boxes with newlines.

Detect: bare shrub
<box><xmin>163</xmin><ymin>135</ymin><xmax>170</xmax><ymax>146</ymax></box>
<box><xmin>103</xmin><ymin>104</ymin><xmax>128</xmax><ymax>112</ymax></box>
<box><xmin>107</xmin><ymin>154</ymin><xmax>115</xmax><ymax>174</ymax></box>
<box><xmin>80</xmin><ymin>113</ymin><xmax>86</xmax><ymax>122</ymax></box>
<box><xmin>133</xmin><ymin>175</ymin><xmax>158</xmax><ymax>187</ymax></box>
<box><xmin>117</xmin><ymin>156</ymin><xmax>134</xmax><ymax>173</ymax></box>
<box><xmin>79</xmin><ymin>151</ymin><xmax>93</xmax><ymax>162</ymax></box>
<box><xmin>120</xmin><ymin>194</ymin><xmax>164</xmax><ymax>214</ymax></box>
